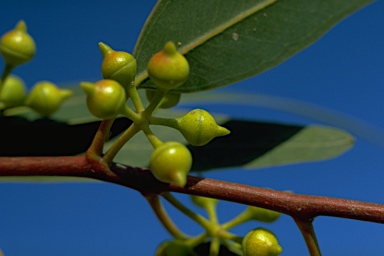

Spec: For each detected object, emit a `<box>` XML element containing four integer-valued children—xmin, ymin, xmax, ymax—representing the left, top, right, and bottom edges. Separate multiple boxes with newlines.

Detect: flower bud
<box><xmin>190</xmin><ymin>195</ymin><xmax>218</xmax><ymax>209</ymax></box>
<box><xmin>147</xmin><ymin>41</ymin><xmax>189</xmax><ymax>91</ymax></box>
<box><xmin>156</xmin><ymin>241</ymin><xmax>191</xmax><ymax>256</ymax></box>
<box><xmin>176</xmin><ymin>109</ymin><xmax>230</xmax><ymax>146</ymax></box>
<box><xmin>146</xmin><ymin>90</ymin><xmax>181</xmax><ymax>109</ymax></box>
<box><xmin>25</xmin><ymin>81</ymin><xmax>72</xmax><ymax>116</ymax></box>
<box><xmin>99</xmin><ymin>42</ymin><xmax>137</xmax><ymax>88</ymax></box>
<box><xmin>81</xmin><ymin>79</ymin><xmax>126</xmax><ymax>119</ymax></box>
<box><xmin>149</xmin><ymin>141</ymin><xmax>192</xmax><ymax>187</ymax></box>
<box><xmin>242</xmin><ymin>228</ymin><xmax>282</xmax><ymax>256</ymax></box>
<box><xmin>0</xmin><ymin>20</ymin><xmax>36</xmax><ymax>66</ymax></box>
<box><xmin>0</xmin><ymin>75</ymin><xmax>27</xmax><ymax>109</ymax></box>
<box><xmin>245</xmin><ymin>206</ymin><xmax>280</xmax><ymax>223</ymax></box>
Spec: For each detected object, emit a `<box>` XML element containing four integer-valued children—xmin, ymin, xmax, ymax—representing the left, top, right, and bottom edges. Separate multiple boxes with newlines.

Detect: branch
<box><xmin>1</xmin><ymin>156</ymin><xmax>384</xmax><ymax>224</ymax></box>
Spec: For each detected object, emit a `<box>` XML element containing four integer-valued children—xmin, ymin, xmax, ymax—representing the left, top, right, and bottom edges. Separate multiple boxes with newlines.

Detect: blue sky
<box><xmin>1</xmin><ymin>1</ymin><xmax>384</xmax><ymax>255</ymax></box>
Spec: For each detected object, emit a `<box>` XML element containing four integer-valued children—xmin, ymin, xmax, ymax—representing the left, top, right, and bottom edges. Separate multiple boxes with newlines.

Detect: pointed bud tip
<box><xmin>171</xmin><ymin>172</ymin><xmax>187</xmax><ymax>187</ymax></box>
<box><xmin>217</xmin><ymin>126</ymin><xmax>230</xmax><ymax>137</ymax></box>
<box><xmin>274</xmin><ymin>245</ymin><xmax>283</xmax><ymax>254</ymax></box>
<box><xmin>60</xmin><ymin>89</ymin><xmax>73</xmax><ymax>100</ymax></box>
<box><xmin>15</xmin><ymin>20</ymin><xmax>27</xmax><ymax>32</ymax></box>
<box><xmin>80</xmin><ymin>82</ymin><xmax>95</xmax><ymax>94</ymax></box>
<box><xmin>163</xmin><ymin>41</ymin><xmax>178</xmax><ymax>55</ymax></box>
<box><xmin>98</xmin><ymin>42</ymin><xmax>113</xmax><ymax>57</ymax></box>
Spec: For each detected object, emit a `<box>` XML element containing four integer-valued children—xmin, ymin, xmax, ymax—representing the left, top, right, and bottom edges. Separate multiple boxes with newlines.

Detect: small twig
<box><xmin>221</xmin><ymin>210</ymin><xmax>250</xmax><ymax>230</ymax></box>
<box><xmin>102</xmin><ymin>123</ymin><xmax>141</xmax><ymax>164</ymax></box>
<box><xmin>294</xmin><ymin>218</ymin><xmax>321</xmax><ymax>256</ymax></box>
<box><xmin>162</xmin><ymin>192</ymin><xmax>213</xmax><ymax>231</ymax></box>
<box><xmin>144</xmin><ymin>194</ymin><xmax>188</xmax><ymax>240</ymax></box>
<box><xmin>87</xmin><ymin>119</ymin><xmax>114</xmax><ymax>157</ymax></box>
<box><xmin>209</xmin><ymin>236</ymin><xmax>220</xmax><ymax>256</ymax></box>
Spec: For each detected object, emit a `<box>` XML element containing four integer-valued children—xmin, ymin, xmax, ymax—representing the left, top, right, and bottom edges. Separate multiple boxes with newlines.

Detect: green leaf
<box><xmin>189</xmin><ymin>120</ymin><xmax>354</xmax><ymax>171</ymax></box>
<box><xmin>0</xmin><ymin>85</ymin><xmax>353</xmax><ymax>182</ymax></box>
<box><xmin>134</xmin><ymin>0</ymin><xmax>372</xmax><ymax>93</ymax></box>
<box><xmin>105</xmin><ymin>118</ymin><xmax>353</xmax><ymax>172</ymax></box>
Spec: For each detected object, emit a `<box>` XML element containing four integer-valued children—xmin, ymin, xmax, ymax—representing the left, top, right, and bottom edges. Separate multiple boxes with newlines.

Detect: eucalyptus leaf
<box><xmin>104</xmin><ymin>118</ymin><xmax>353</xmax><ymax>172</ymax></box>
<box><xmin>0</xmin><ymin>85</ymin><xmax>354</xmax><ymax>181</ymax></box>
<box><xmin>134</xmin><ymin>0</ymin><xmax>372</xmax><ymax>93</ymax></box>
<box><xmin>190</xmin><ymin>120</ymin><xmax>353</xmax><ymax>172</ymax></box>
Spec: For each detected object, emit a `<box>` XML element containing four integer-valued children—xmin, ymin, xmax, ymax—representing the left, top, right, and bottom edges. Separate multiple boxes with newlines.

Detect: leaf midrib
<box><xmin>133</xmin><ymin>0</ymin><xmax>277</xmax><ymax>87</ymax></box>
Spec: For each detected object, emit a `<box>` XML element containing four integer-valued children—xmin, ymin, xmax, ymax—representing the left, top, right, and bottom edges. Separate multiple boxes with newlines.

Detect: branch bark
<box><xmin>1</xmin><ymin>156</ymin><xmax>384</xmax><ymax>224</ymax></box>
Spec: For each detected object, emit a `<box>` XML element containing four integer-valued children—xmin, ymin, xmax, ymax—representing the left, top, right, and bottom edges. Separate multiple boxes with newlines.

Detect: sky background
<box><xmin>1</xmin><ymin>1</ymin><xmax>384</xmax><ymax>255</ymax></box>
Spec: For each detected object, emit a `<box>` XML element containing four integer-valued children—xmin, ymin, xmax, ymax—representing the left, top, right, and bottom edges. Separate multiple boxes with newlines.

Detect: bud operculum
<box><xmin>81</xmin><ymin>79</ymin><xmax>126</xmax><ymax>119</ymax></box>
<box><xmin>25</xmin><ymin>81</ymin><xmax>72</xmax><ymax>116</ymax></box>
<box><xmin>0</xmin><ymin>75</ymin><xmax>27</xmax><ymax>109</ymax></box>
<box><xmin>149</xmin><ymin>141</ymin><xmax>192</xmax><ymax>187</ymax></box>
<box><xmin>176</xmin><ymin>109</ymin><xmax>230</xmax><ymax>146</ymax></box>
<box><xmin>242</xmin><ymin>228</ymin><xmax>282</xmax><ymax>256</ymax></box>
<box><xmin>99</xmin><ymin>42</ymin><xmax>137</xmax><ymax>88</ymax></box>
<box><xmin>147</xmin><ymin>41</ymin><xmax>189</xmax><ymax>91</ymax></box>
<box><xmin>0</xmin><ymin>20</ymin><xmax>36</xmax><ymax>66</ymax></box>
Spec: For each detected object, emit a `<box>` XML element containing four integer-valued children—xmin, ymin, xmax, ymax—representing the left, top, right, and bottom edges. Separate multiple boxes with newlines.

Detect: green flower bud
<box><xmin>81</xmin><ymin>79</ymin><xmax>126</xmax><ymax>119</ymax></box>
<box><xmin>0</xmin><ymin>20</ymin><xmax>36</xmax><ymax>66</ymax></box>
<box><xmin>0</xmin><ymin>75</ymin><xmax>27</xmax><ymax>109</ymax></box>
<box><xmin>25</xmin><ymin>81</ymin><xmax>72</xmax><ymax>116</ymax></box>
<box><xmin>176</xmin><ymin>109</ymin><xmax>230</xmax><ymax>146</ymax></box>
<box><xmin>156</xmin><ymin>241</ymin><xmax>191</xmax><ymax>256</ymax></box>
<box><xmin>146</xmin><ymin>90</ymin><xmax>181</xmax><ymax>109</ymax></box>
<box><xmin>149</xmin><ymin>141</ymin><xmax>192</xmax><ymax>187</ymax></box>
<box><xmin>190</xmin><ymin>195</ymin><xmax>218</xmax><ymax>209</ymax></box>
<box><xmin>147</xmin><ymin>41</ymin><xmax>189</xmax><ymax>91</ymax></box>
<box><xmin>245</xmin><ymin>206</ymin><xmax>280</xmax><ymax>223</ymax></box>
<box><xmin>99</xmin><ymin>42</ymin><xmax>137</xmax><ymax>88</ymax></box>
<box><xmin>242</xmin><ymin>228</ymin><xmax>282</xmax><ymax>256</ymax></box>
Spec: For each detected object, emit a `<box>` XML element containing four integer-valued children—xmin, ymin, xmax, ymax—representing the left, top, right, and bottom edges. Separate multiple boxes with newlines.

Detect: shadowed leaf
<box><xmin>0</xmin><ymin>86</ymin><xmax>354</xmax><ymax>181</ymax></box>
<box><xmin>189</xmin><ymin>120</ymin><xmax>354</xmax><ymax>171</ymax></box>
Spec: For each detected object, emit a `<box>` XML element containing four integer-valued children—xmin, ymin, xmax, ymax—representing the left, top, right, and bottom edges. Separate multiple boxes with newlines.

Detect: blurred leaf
<box><xmin>0</xmin><ymin>116</ymin><xmax>130</xmax><ymax>156</ymax></box>
<box><xmin>193</xmin><ymin>242</ymin><xmax>241</xmax><ymax>256</ymax></box>
<box><xmin>180</xmin><ymin>90</ymin><xmax>384</xmax><ymax>150</ymax></box>
<box><xmin>105</xmin><ymin>118</ymin><xmax>353</xmax><ymax>172</ymax></box>
<box><xmin>0</xmin><ymin>85</ymin><xmax>354</xmax><ymax>182</ymax></box>
<box><xmin>134</xmin><ymin>0</ymin><xmax>371</xmax><ymax>93</ymax></box>
<box><xmin>190</xmin><ymin>120</ymin><xmax>354</xmax><ymax>171</ymax></box>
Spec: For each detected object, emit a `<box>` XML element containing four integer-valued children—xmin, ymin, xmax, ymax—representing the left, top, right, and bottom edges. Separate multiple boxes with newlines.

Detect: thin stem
<box><xmin>218</xmin><ymin>230</ymin><xmax>243</xmax><ymax>244</ymax></box>
<box><xmin>1</xmin><ymin>64</ymin><xmax>14</xmax><ymax>83</ymax></box>
<box><xmin>162</xmin><ymin>192</ymin><xmax>213</xmax><ymax>231</ymax></box>
<box><xmin>134</xmin><ymin>72</ymin><xmax>148</xmax><ymax>89</ymax></box>
<box><xmin>185</xmin><ymin>233</ymin><xmax>209</xmax><ymax>248</ymax></box>
<box><xmin>294</xmin><ymin>218</ymin><xmax>321</xmax><ymax>256</ymax></box>
<box><xmin>141</xmin><ymin>123</ymin><xmax>163</xmax><ymax>148</ymax></box>
<box><xmin>142</xmin><ymin>89</ymin><xmax>166</xmax><ymax>117</ymax></box>
<box><xmin>87</xmin><ymin>119</ymin><xmax>115</xmax><ymax>158</ymax></box>
<box><xmin>127</xmin><ymin>82</ymin><xmax>144</xmax><ymax>113</ymax></box>
<box><xmin>222</xmin><ymin>239</ymin><xmax>243</xmax><ymax>256</ymax></box>
<box><xmin>209</xmin><ymin>236</ymin><xmax>220</xmax><ymax>256</ymax></box>
<box><xmin>206</xmin><ymin>203</ymin><xmax>219</xmax><ymax>225</ymax></box>
<box><xmin>102</xmin><ymin>122</ymin><xmax>141</xmax><ymax>164</ymax></box>
<box><xmin>149</xmin><ymin>116</ymin><xmax>179</xmax><ymax>129</ymax></box>
<box><xmin>120</xmin><ymin>105</ymin><xmax>141</xmax><ymax>123</ymax></box>
<box><xmin>0</xmin><ymin>64</ymin><xmax>14</xmax><ymax>95</ymax></box>
<box><xmin>221</xmin><ymin>209</ymin><xmax>251</xmax><ymax>230</ymax></box>
<box><xmin>145</xmin><ymin>194</ymin><xmax>188</xmax><ymax>240</ymax></box>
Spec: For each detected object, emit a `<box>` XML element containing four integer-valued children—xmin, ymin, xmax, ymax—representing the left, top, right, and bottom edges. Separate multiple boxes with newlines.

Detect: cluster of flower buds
<box><xmin>0</xmin><ymin>21</ymin><xmax>72</xmax><ymax>116</ymax></box>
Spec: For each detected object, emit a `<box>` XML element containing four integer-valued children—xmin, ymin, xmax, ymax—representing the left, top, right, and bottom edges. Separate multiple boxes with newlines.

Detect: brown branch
<box><xmin>1</xmin><ymin>156</ymin><xmax>384</xmax><ymax>224</ymax></box>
